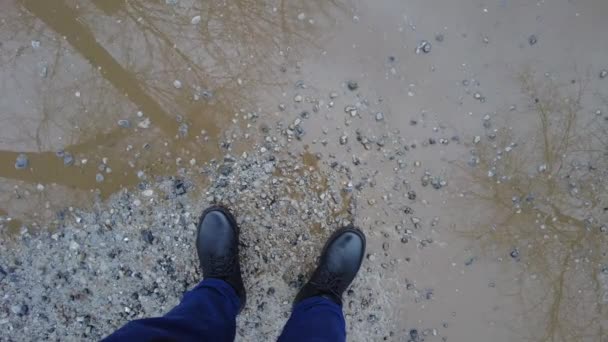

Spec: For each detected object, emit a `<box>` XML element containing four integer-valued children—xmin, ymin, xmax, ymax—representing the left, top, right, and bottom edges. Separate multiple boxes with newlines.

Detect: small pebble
<box><xmin>138</xmin><ymin>118</ymin><xmax>151</xmax><ymax>129</ymax></box>
<box><xmin>191</xmin><ymin>15</ymin><xmax>201</xmax><ymax>25</ymax></box>
<box><xmin>510</xmin><ymin>248</ymin><xmax>520</xmax><ymax>259</ymax></box>
<box><xmin>63</xmin><ymin>153</ymin><xmax>74</xmax><ymax>166</ymax></box>
<box><xmin>173</xmin><ymin>80</ymin><xmax>182</xmax><ymax>89</ymax></box>
<box><xmin>15</xmin><ymin>153</ymin><xmax>29</xmax><ymax>170</ymax></box>
<box><xmin>141</xmin><ymin>230</ymin><xmax>154</xmax><ymax>244</ymax></box>
<box><xmin>528</xmin><ymin>34</ymin><xmax>537</xmax><ymax>46</ymax></box>
<box><xmin>416</xmin><ymin>40</ymin><xmax>431</xmax><ymax>54</ymax></box>
<box><xmin>344</xmin><ymin>105</ymin><xmax>357</xmax><ymax>116</ymax></box>
<box><xmin>118</xmin><ymin>120</ymin><xmax>131</xmax><ymax>128</ymax></box>
<box><xmin>347</xmin><ymin>81</ymin><xmax>358</xmax><ymax>91</ymax></box>
<box><xmin>96</xmin><ymin>173</ymin><xmax>105</xmax><ymax>183</ymax></box>
<box><xmin>600</xmin><ymin>70</ymin><xmax>608</xmax><ymax>79</ymax></box>
<box><xmin>375</xmin><ymin>112</ymin><xmax>384</xmax><ymax>121</ymax></box>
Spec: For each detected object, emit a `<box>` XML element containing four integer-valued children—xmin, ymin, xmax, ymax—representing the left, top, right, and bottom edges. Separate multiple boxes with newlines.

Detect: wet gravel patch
<box><xmin>0</xmin><ymin>147</ymin><xmax>401</xmax><ymax>341</ymax></box>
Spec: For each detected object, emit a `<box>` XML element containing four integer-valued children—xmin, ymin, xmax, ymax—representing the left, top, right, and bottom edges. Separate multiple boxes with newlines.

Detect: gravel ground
<box><xmin>0</xmin><ymin>144</ymin><xmax>402</xmax><ymax>341</ymax></box>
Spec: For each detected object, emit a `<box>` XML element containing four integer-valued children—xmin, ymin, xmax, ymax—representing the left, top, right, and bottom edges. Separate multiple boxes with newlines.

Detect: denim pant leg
<box><xmin>278</xmin><ymin>296</ymin><xmax>346</xmax><ymax>342</ymax></box>
<box><xmin>102</xmin><ymin>278</ymin><xmax>240</xmax><ymax>342</ymax></box>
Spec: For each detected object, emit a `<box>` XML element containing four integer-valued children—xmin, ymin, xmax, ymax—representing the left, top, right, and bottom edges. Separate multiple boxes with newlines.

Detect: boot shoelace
<box><xmin>207</xmin><ymin>254</ymin><xmax>236</xmax><ymax>277</ymax></box>
<box><xmin>310</xmin><ymin>266</ymin><xmax>343</xmax><ymax>299</ymax></box>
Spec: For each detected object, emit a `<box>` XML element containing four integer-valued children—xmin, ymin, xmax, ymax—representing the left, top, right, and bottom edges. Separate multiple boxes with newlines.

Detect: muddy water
<box><xmin>2</xmin><ymin>0</ymin><xmax>608</xmax><ymax>341</ymax></box>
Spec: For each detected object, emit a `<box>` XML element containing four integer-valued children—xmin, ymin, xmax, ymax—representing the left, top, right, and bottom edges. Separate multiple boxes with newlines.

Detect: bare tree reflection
<box><xmin>0</xmin><ymin>0</ymin><xmax>347</xmax><ymax>230</ymax></box>
<box><xmin>459</xmin><ymin>71</ymin><xmax>607</xmax><ymax>341</ymax></box>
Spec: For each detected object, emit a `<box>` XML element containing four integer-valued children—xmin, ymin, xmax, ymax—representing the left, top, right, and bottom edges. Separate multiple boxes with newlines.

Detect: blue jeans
<box><xmin>103</xmin><ymin>279</ymin><xmax>346</xmax><ymax>342</ymax></box>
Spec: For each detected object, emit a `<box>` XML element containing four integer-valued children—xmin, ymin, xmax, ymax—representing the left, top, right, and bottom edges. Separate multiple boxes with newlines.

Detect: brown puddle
<box><xmin>458</xmin><ymin>72</ymin><xmax>608</xmax><ymax>341</ymax></box>
<box><xmin>0</xmin><ymin>0</ymin><xmax>346</xmax><ymax>233</ymax></box>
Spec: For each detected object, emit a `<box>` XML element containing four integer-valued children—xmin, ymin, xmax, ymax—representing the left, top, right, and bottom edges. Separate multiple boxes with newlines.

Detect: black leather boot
<box><xmin>295</xmin><ymin>226</ymin><xmax>366</xmax><ymax>306</ymax></box>
<box><xmin>196</xmin><ymin>205</ymin><xmax>246</xmax><ymax>311</ymax></box>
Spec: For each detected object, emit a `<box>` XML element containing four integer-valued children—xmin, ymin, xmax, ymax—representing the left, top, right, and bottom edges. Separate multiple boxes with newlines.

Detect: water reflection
<box><xmin>461</xmin><ymin>71</ymin><xmax>608</xmax><ymax>341</ymax></box>
<box><xmin>0</xmin><ymin>0</ymin><xmax>347</xmax><ymax>232</ymax></box>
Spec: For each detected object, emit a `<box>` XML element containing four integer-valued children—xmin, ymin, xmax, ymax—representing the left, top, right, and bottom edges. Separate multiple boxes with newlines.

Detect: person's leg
<box><xmin>277</xmin><ymin>296</ymin><xmax>345</xmax><ymax>342</ymax></box>
<box><xmin>102</xmin><ymin>278</ymin><xmax>239</xmax><ymax>342</ymax></box>
<box><xmin>278</xmin><ymin>226</ymin><xmax>365</xmax><ymax>342</ymax></box>
<box><xmin>103</xmin><ymin>206</ymin><xmax>247</xmax><ymax>342</ymax></box>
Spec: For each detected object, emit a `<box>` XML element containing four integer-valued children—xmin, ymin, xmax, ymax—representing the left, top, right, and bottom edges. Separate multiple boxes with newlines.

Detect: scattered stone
<box><xmin>174</xmin><ymin>179</ymin><xmax>187</xmax><ymax>196</ymax></box>
<box><xmin>410</xmin><ymin>329</ymin><xmax>419</xmax><ymax>342</ymax></box>
<box><xmin>421</xmin><ymin>174</ymin><xmax>430</xmax><ymax>187</ymax></box>
<box><xmin>528</xmin><ymin>34</ymin><xmax>537</xmax><ymax>46</ymax></box>
<box><xmin>473</xmin><ymin>92</ymin><xmax>484</xmax><ymax>102</ymax></box>
<box><xmin>468</xmin><ymin>156</ymin><xmax>479</xmax><ymax>167</ymax></box>
<box><xmin>191</xmin><ymin>15</ymin><xmax>201</xmax><ymax>25</ymax></box>
<box><xmin>179</xmin><ymin>123</ymin><xmax>189</xmax><ymax>137</ymax></box>
<box><xmin>95</xmin><ymin>173</ymin><xmax>104</xmax><ymax>183</ymax></box>
<box><xmin>294</xmin><ymin>94</ymin><xmax>303</xmax><ymax>103</ymax></box>
<box><xmin>219</xmin><ymin>163</ymin><xmax>233</xmax><ymax>176</ymax></box>
<box><xmin>347</xmin><ymin>81</ymin><xmax>358</xmax><ymax>91</ymax></box>
<box><xmin>344</xmin><ymin>105</ymin><xmax>357</xmax><ymax>116</ymax></box>
<box><xmin>263</xmin><ymin>162</ymin><xmax>275</xmax><ymax>174</ymax></box>
<box><xmin>407</xmin><ymin>191</ymin><xmax>416</xmax><ymax>200</ymax></box>
<box><xmin>416</xmin><ymin>40</ymin><xmax>432</xmax><ymax>54</ymax></box>
<box><xmin>473</xmin><ymin>136</ymin><xmax>481</xmax><ymax>144</ymax></box>
<box><xmin>375</xmin><ymin>112</ymin><xmax>384</xmax><ymax>121</ymax></box>
<box><xmin>142</xmin><ymin>189</ymin><xmax>154</xmax><ymax>197</ymax></box>
<box><xmin>430</xmin><ymin>177</ymin><xmax>446</xmax><ymax>189</ymax></box>
<box><xmin>69</xmin><ymin>241</ymin><xmax>79</xmax><ymax>251</ymax></box>
<box><xmin>510</xmin><ymin>248</ymin><xmax>520</xmax><ymax>259</ymax></box>
<box><xmin>339</xmin><ymin>135</ymin><xmax>348</xmax><ymax>145</ymax></box>
<box><xmin>11</xmin><ymin>304</ymin><xmax>28</xmax><ymax>316</ymax></box>
<box><xmin>15</xmin><ymin>153</ymin><xmax>29</xmax><ymax>170</ymax></box>
<box><xmin>118</xmin><ymin>119</ymin><xmax>131</xmax><ymax>128</ymax></box>
<box><xmin>173</xmin><ymin>80</ymin><xmax>182</xmax><ymax>89</ymax></box>
<box><xmin>483</xmin><ymin>114</ymin><xmax>491</xmax><ymax>128</ymax></box>
<box><xmin>141</xmin><ymin>230</ymin><xmax>154</xmax><ymax>244</ymax></box>
<box><xmin>138</xmin><ymin>118</ymin><xmax>151</xmax><ymax>129</ymax></box>
<box><xmin>38</xmin><ymin>62</ymin><xmax>48</xmax><ymax>78</ymax></box>
<box><xmin>63</xmin><ymin>153</ymin><xmax>74</xmax><ymax>166</ymax></box>
<box><xmin>465</xmin><ymin>256</ymin><xmax>477</xmax><ymax>266</ymax></box>
<box><xmin>600</xmin><ymin>70</ymin><xmax>608</xmax><ymax>79</ymax></box>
